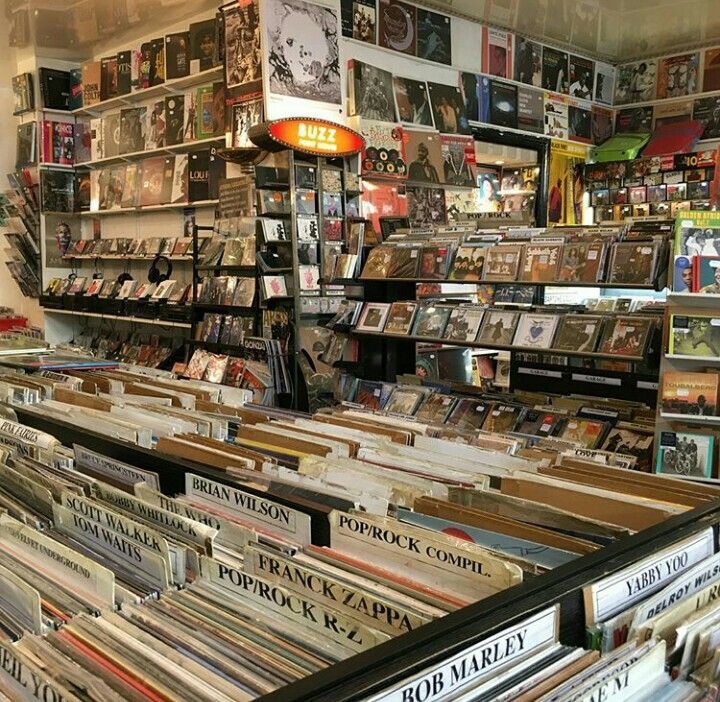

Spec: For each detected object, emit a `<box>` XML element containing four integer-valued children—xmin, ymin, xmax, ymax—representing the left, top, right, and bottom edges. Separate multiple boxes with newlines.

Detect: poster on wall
<box><xmin>656</xmin><ymin>53</ymin><xmax>699</xmax><ymax>99</ymax></box>
<box><xmin>416</xmin><ymin>8</ymin><xmax>451</xmax><ymax>65</ymax></box>
<box><xmin>615</xmin><ymin>106</ymin><xmax>653</xmax><ymax>133</ymax></box>
<box><xmin>427</xmin><ymin>82</ymin><xmax>471</xmax><ymax>135</ymax></box>
<box><xmin>614</xmin><ymin>60</ymin><xmax>656</xmax><ymax>105</ymax></box>
<box><xmin>593</xmin><ymin>61</ymin><xmax>614</xmax><ymax>105</ymax></box>
<box><xmin>489</xmin><ymin>80</ymin><xmax>518</xmax><ymax>129</ymax></box>
<box><xmin>517</xmin><ymin>86</ymin><xmax>544</xmax><ymax>133</ymax></box>
<box><xmin>544</xmin><ymin>93</ymin><xmax>568</xmax><ymax>140</ymax></box>
<box><xmin>514</xmin><ymin>36</ymin><xmax>542</xmax><ymax>87</ymax></box>
<box><xmin>703</xmin><ymin>48</ymin><xmax>720</xmax><ymax>93</ymax></box>
<box><xmin>340</xmin><ymin>0</ymin><xmax>376</xmax><ymax>43</ymax></box>
<box><xmin>263</xmin><ymin>0</ymin><xmax>341</xmax><ymax>105</ymax></box>
<box><xmin>378</xmin><ymin>0</ymin><xmax>417</xmax><ymax>56</ymax></box>
<box><xmin>568</xmin><ymin>55</ymin><xmax>594</xmax><ymax>100</ymax></box>
<box><xmin>482</xmin><ymin>27</ymin><xmax>512</xmax><ymax>79</ymax></box>
<box><xmin>693</xmin><ymin>96</ymin><xmax>720</xmax><ymax>140</ymax></box>
<box><xmin>393</xmin><ymin>76</ymin><xmax>434</xmax><ymax>128</ymax></box>
<box><xmin>548</xmin><ymin>140</ymin><xmax>586</xmax><ymax>225</ymax></box>
<box><xmin>591</xmin><ymin>105</ymin><xmax>613</xmax><ymax>145</ymax></box>
<box><xmin>542</xmin><ymin>47</ymin><xmax>569</xmax><ymax>94</ymax></box>
<box><xmin>224</xmin><ymin>0</ymin><xmax>261</xmax><ymax>94</ymax></box>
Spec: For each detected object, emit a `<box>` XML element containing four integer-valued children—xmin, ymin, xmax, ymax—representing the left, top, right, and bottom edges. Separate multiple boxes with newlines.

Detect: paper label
<box><xmin>186</xmin><ymin>473</ymin><xmax>311</xmax><ymax>545</ymax></box>
<box><xmin>245</xmin><ymin>545</ymin><xmax>429</xmax><ymax>636</ymax></box>
<box><xmin>93</xmin><ymin>483</ymin><xmax>215</xmax><ymax>553</ymax></box>
<box><xmin>584</xmin><ymin>529</ymin><xmax>714</xmax><ymax>625</ymax></box>
<box><xmin>367</xmin><ymin>607</ymin><xmax>558</xmax><ymax>702</ymax></box>
<box><xmin>572</xmin><ymin>374</ymin><xmax>622</xmax><ymax>386</ymax></box>
<box><xmin>637</xmin><ymin>381</ymin><xmax>659</xmax><ymax>390</ymax></box>
<box><xmin>135</xmin><ymin>484</ymin><xmax>256</xmax><ymax>553</ymax></box>
<box><xmin>0</xmin><ymin>420</ymin><xmax>56</xmax><ymax>451</ymax></box>
<box><xmin>0</xmin><ymin>562</ymin><xmax>42</xmax><ymax>634</ymax></box>
<box><xmin>0</xmin><ymin>640</ymin><xmax>75</xmax><ymax>701</ymax></box>
<box><xmin>0</xmin><ymin>514</ymin><xmax>114</xmax><ymax>609</ymax></box>
<box><xmin>53</xmin><ymin>503</ymin><xmax>169</xmax><ymax>592</ymax></box>
<box><xmin>518</xmin><ymin>367</ymin><xmax>563</xmax><ymax>378</ymax></box>
<box><xmin>73</xmin><ymin>445</ymin><xmax>160</xmax><ymax>490</ymax></box>
<box><xmin>200</xmin><ymin>556</ymin><xmax>388</xmax><ymax>653</ymax></box>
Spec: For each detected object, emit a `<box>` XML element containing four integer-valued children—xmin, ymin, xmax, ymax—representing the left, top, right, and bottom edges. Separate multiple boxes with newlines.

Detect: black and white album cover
<box><xmin>232</xmin><ymin>98</ymin><xmax>263</xmax><ymax>148</ymax></box>
<box><xmin>407</xmin><ymin>186</ymin><xmax>446</xmax><ymax>226</ymax></box>
<box><xmin>350</xmin><ymin>60</ymin><xmax>396</xmax><ymax>121</ymax></box>
<box><xmin>224</xmin><ymin>0</ymin><xmax>261</xmax><ymax>93</ymax></box>
<box><xmin>427</xmin><ymin>82</ymin><xmax>471</xmax><ymax>135</ymax></box>
<box><xmin>416</xmin><ymin>8</ymin><xmax>451</xmax><ymax>65</ymax></box>
<box><xmin>514</xmin><ymin>36</ymin><xmax>542</xmax><ymax>87</ymax></box>
<box><xmin>265</xmin><ymin>0</ymin><xmax>341</xmax><ymax>105</ymax></box>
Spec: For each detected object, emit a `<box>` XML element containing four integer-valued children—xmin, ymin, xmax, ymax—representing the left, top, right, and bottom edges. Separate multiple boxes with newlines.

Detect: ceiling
<box><xmin>421</xmin><ymin>0</ymin><xmax>720</xmax><ymax>62</ymax></box>
<box><xmin>5</xmin><ymin>0</ymin><xmax>719</xmax><ymax>63</ymax></box>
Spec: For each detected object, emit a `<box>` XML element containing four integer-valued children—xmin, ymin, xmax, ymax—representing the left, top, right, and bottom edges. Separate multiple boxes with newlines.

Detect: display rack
<box><xmin>9</xmin><ymin>405</ymin><xmax>720</xmax><ymax>702</ymax></box>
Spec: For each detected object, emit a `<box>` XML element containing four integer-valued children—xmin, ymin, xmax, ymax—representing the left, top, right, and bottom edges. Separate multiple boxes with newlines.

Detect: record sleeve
<box><xmin>414</xmin><ymin>393</ymin><xmax>456</xmax><ymax>423</ymax></box>
<box><xmin>407</xmin><ymin>187</ymin><xmax>446</xmax><ymax>226</ymax></box>
<box><xmin>614</xmin><ymin>60</ymin><xmax>656</xmax><ymax>104</ymax></box>
<box><xmin>553</xmin><ymin>314</ymin><xmax>603</xmax><ymax>352</ymax></box>
<box><xmin>669</xmin><ymin>314</ymin><xmax>720</xmax><ymax>358</ymax></box>
<box><xmin>445</xmin><ymin>398</ymin><xmax>490</xmax><ymax>430</ymax></box>
<box><xmin>662</xmin><ymin>371</ymin><xmax>719</xmax><ymax>416</ymax></box>
<box><xmin>361</xmin><ymin>245</ymin><xmax>394</xmax><ymax>278</ymax></box>
<box><xmin>519</xmin><ymin>244</ymin><xmax>562</xmax><ymax>282</ymax></box>
<box><xmin>341</xmin><ymin>0</ymin><xmax>376</xmax><ymax>43</ymax></box>
<box><xmin>356</xmin><ymin>302</ymin><xmax>391</xmax><ymax>332</ymax></box>
<box><xmin>514</xmin><ymin>37</ymin><xmax>542</xmax><ymax>87</ymax></box>
<box><xmin>418</xmin><ymin>245</ymin><xmax>452</xmax><ymax>279</ymax></box>
<box><xmin>562</xmin><ymin>418</ymin><xmax>607</xmax><ymax>449</ymax></box>
<box><xmin>440</xmin><ymin>135</ymin><xmax>475</xmax><ymax>186</ymax></box>
<box><xmin>607</xmin><ymin>241</ymin><xmax>659</xmax><ymax>285</ymax></box>
<box><xmin>656</xmin><ymin>431</ymin><xmax>714</xmax><ymax>478</ymax></box>
<box><xmin>448</xmin><ymin>245</ymin><xmax>485</xmax><ymax>281</ymax></box>
<box><xmin>512</xmin><ymin>313</ymin><xmax>559</xmax><ymax>349</ymax></box>
<box><xmin>378</xmin><ymin>0</ymin><xmax>416</xmax><ymax>55</ymax></box>
<box><xmin>416</xmin><ymin>9</ymin><xmax>451</xmax><ymax>64</ymax></box>
<box><xmin>597</xmin><ymin>317</ymin><xmax>653</xmax><ymax>357</ymax></box>
<box><xmin>489</xmin><ymin>80</ymin><xmax>518</xmax><ymax>129</ymax></box>
<box><xmin>568</xmin><ymin>55</ymin><xmax>594</xmax><ymax>99</ymax></box>
<box><xmin>482</xmin><ymin>404</ymin><xmax>523</xmax><ymax>433</ymax></box>
<box><xmin>189</xmin><ymin>18</ymin><xmax>219</xmax><ymax>74</ymax></box>
<box><xmin>477</xmin><ymin>310</ymin><xmax>520</xmax><ymax>346</ymax></box>
<box><xmin>482</xmin><ymin>244</ymin><xmax>524</xmax><ymax>281</ymax></box>
<box><xmin>384</xmin><ymin>302</ymin><xmax>417</xmax><ymax>335</ymax></box>
<box><xmin>411</xmin><ymin>304</ymin><xmax>452</xmax><ymax>338</ymax></box>
<box><xmin>355</xmin><ymin>380</ymin><xmax>385</xmax><ymax>410</ymax></box>
<box><xmin>404</xmin><ymin>130</ymin><xmax>443</xmax><ymax>184</ymax></box>
<box><xmin>657</xmin><ymin>53</ymin><xmax>699</xmax><ymax>99</ymax></box>
<box><xmin>352</xmin><ymin>118</ymin><xmax>406</xmax><ymax>178</ymax></box>
<box><xmin>384</xmin><ymin>386</ymin><xmax>426</xmax><ymax>415</ymax></box>
<box><xmin>386</xmin><ymin>246</ymin><xmax>420</xmax><ymax>278</ymax></box>
<box><xmin>443</xmin><ymin>307</ymin><xmax>484</xmax><ymax>342</ymax></box>
<box><xmin>482</xmin><ymin>27</ymin><xmax>511</xmax><ymax>78</ymax></box>
<box><xmin>348</xmin><ymin>59</ymin><xmax>396</xmax><ymax>122</ymax></box>
<box><xmin>393</xmin><ymin>78</ymin><xmax>433</xmax><ymax>128</ymax></box>
<box><xmin>542</xmin><ymin>47</ymin><xmax>569</xmax><ymax>93</ymax></box>
<box><xmin>427</xmin><ymin>82</ymin><xmax>471</xmax><ymax>135</ymax></box>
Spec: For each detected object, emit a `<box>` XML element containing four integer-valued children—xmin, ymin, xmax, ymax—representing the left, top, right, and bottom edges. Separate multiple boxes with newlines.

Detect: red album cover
<box><xmin>361</xmin><ymin>181</ymin><xmax>408</xmax><ymax>234</ymax></box>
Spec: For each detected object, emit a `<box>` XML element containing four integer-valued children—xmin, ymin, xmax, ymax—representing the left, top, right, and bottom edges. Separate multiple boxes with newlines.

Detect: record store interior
<box><xmin>7</xmin><ymin>0</ymin><xmax>720</xmax><ymax>699</ymax></box>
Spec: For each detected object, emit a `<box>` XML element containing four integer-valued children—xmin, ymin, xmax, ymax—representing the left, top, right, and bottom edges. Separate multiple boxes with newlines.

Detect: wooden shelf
<box><xmin>43</xmin><ymin>308</ymin><xmax>192</xmax><ymax>329</ymax></box>
<box><xmin>76</xmin><ymin>137</ymin><xmax>223</xmax><ymax>169</ymax></box>
<box><xmin>72</xmin><ymin>66</ymin><xmax>223</xmax><ymax>116</ymax></box>
<box><xmin>81</xmin><ymin>200</ymin><xmax>218</xmax><ymax>216</ymax></box>
<box><xmin>350</xmin><ymin>329</ymin><xmax>647</xmax><ymax>362</ymax></box>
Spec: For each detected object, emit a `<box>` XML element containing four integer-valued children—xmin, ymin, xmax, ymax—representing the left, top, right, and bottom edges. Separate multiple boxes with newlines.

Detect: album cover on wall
<box><xmin>264</xmin><ymin>0</ymin><xmax>340</xmax><ymax>104</ymax></box>
<box><xmin>231</xmin><ymin>98</ymin><xmax>263</xmax><ymax>148</ymax></box>
<box><xmin>351</xmin><ymin>118</ymin><xmax>406</xmax><ymax>178</ymax></box>
<box><xmin>653</xmin><ymin>100</ymin><xmax>692</xmax><ymax>129</ymax></box>
<box><xmin>614</xmin><ymin>60</ymin><xmax>656</xmax><ymax>105</ymax></box>
<box><xmin>440</xmin><ymin>135</ymin><xmax>475</xmax><ymax>186</ymax></box>
<box><xmin>459</xmin><ymin>72</ymin><xmax>480</xmax><ymax>123</ymax></box>
<box><xmin>416</xmin><ymin>9</ymin><xmax>451</xmax><ymax>64</ymax></box>
<box><xmin>427</xmin><ymin>82</ymin><xmax>471</xmax><ymax>134</ymax></box>
<box><xmin>349</xmin><ymin>59</ymin><xmax>396</xmax><ymax>122</ymax></box>
<box><xmin>517</xmin><ymin>86</ymin><xmax>544</xmax><ymax>133</ymax></box>
<box><xmin>489</xmin><ymin>80</ymin><xmax>518</xmax><ymax>128</ymax></box>
<box><xmin>404</xmin><ymin>129</ymin><xmax>444</xmax><ymax>183</ymax></box>
<box><xmin>407</xmin><ymin>186</ymin><xmax>446</xmax><ymax>226</ymax></box>
<box><xmin>514</xmin><ymin>36</ymin><xmax>541</xmax><ymax>87</ymax></box>
<box><xmin>119</xmin><ymin>107</ymin><xmax>146</xmax><ymax>154</ymax></box>
<box><xmin>544</xmin><ymin>94</ymin><xmax>568</xmax><ymax>140</ymax></box>
<box><xmin>568</xmin><ymin>55</ymin><xmax>594</xmax><ymax>99</ymax></box>
<box><xmin>704</xmin><ymin>48</ymin><xmax>720</xmax><ymax>92</ymax></box>
<box><xmin>340</xmin><ymin>0</ymin><xmax>376</xmax><ymax>43</ymax></box>
<box><xmin>568</xmin><ymin>102</ymin><xmax>591</xmax><ymax>143</ymax></box>
<box><xmin>166</xmin><ymin>31</ymin><xmax>190</xmax><ymax>80</ymax></box>
<box><xmin>615</xmin><ymin>106</ymin><xmax>653</xmax><ymax>133</ymax></box>
<box><xmin>591</xmin><ymin>106</ymin><xmax>613</xmax><ymax>145</ymax></box>
<box><xmin>542</xmin><ymin>47</ymin><xmax>569</xmax><ymax>93</ymax></box>
<box><xmin>482</xmin><ymin>27</ymin><xmax>512</xmax><ymax>79</ymax></box>
<box><xmin>378</xmin><ymin>0</ymin><xmax>416</xmax><ymax>56</ymax></box>
<box><xmin>657</xmin><ymin>53</ymin><xmax>699</xmax><ymax>99</ymax></box>
<box><xmin>593</xmin><ymin>61</ymin><xmax>615</xmax><ymax>105</ymax></box>
<box><xmin>224</xmin><ymin>1</ymin><xmax>261</xmax><ymax>93</ymax></box>
<box><xmin>189</xmin><ymin>18</ymin><xmax>219</xmax><ymax>74</ymax></box>
<box><xmin>164</xmin><ymin>95</ymin><xmax>184</xmax><ymax>146</ymax></box>
<box><xmin>393</xmin><ymin>76</ymin><xmax>434</xmax><ymax>127</ymax></box>
<box><xmin>693</xmin><ymin>96</ymin><xmax>720</xmax><ymax>140</ymax></box>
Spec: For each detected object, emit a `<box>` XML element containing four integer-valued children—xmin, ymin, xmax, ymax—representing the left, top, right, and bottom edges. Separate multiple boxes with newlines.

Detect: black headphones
<box><xmin>117</xmin><ymin>272</ymin><xmax>133</xmax><ymax>285</ymax></box>
<box><xmin>148</xmin><ymin>255</ymin><xmax>172</xmax><ymax>284</ymax></box>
